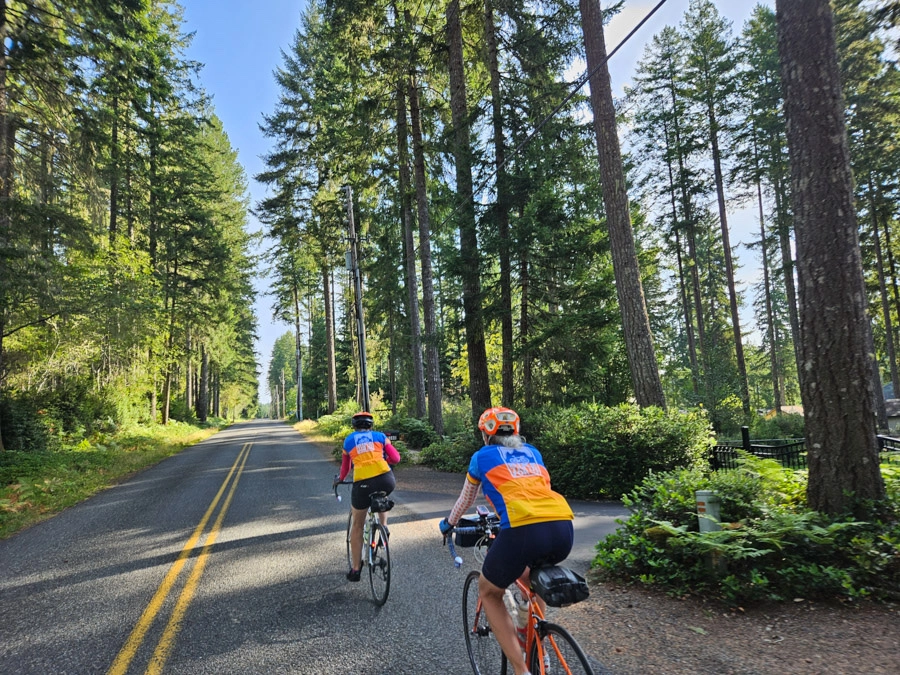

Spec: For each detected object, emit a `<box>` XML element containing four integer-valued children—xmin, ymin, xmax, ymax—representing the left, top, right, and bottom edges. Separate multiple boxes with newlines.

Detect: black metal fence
<box><xmin>710</xmin><ymin>427</ymin><xmax>900</xmax><ymax>470</ymax></box>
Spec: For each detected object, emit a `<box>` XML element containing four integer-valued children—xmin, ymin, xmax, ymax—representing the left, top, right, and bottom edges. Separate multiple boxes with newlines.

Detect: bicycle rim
<box><xmin>529</xmin><ymin>622</ymin><xmax>595</xmax><ymax>675</ymax></box>
<box><xmin>345</xmin><ymin>510</ymin><xmax>353</xmax><ymax>571</ymax></box>
<box><xmin>368</xmin><ymin>523</ymin><xmax>390</xmax><ymax>606</ymax></box>
<box><xmin>462</xmin><ymin>571</ymin><xmax>507</xmax><ymax>675</ymax></box>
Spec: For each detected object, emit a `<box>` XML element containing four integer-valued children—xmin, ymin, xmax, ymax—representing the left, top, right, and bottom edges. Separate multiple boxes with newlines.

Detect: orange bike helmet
<box><xmin>351</xmin><ymin>411</ymin><xmax>374</xmax><ymax>429</ymax></box>
<box><xmin>478</xmin><ymin>407</ymin><xmax>520</xmax><ymax>436</ymax></box>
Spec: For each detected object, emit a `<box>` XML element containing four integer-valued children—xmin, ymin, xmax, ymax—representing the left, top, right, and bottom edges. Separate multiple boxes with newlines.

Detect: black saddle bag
<box><xmin>531</xmin><ymin>565</ymin><xmax>590</xmax><ymax>607</ymax></box>
<box><xmin>369</xmin><ymin>494</ymin><xmax>394</xmax><ymax>513</ymax></box>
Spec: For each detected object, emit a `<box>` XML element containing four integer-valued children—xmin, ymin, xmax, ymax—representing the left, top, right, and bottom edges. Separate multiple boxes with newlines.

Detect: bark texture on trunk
<box><xmin>777</xmin><ymin>0</ymin><xmax>885</xmax><ymax>513</ymax></box>
<box><xmin>397</xmin><ymin>81</ymin><xmax>426</xmax><ymax>418</ymax></box>
<box><xmin>447</xmin><ymin>0</ymin><xmax>492</xmax><ymax>417</ymax></box>
<box><xmin>485</xmin><ymin>0</ymin><xmax>514</xmax><ymax>406</ymax></box>
<box><xmin>580</xmin><ymin>0</ymin><xmax>666</xmax><ymax>409</ymax></box>
<box><xmin>408</xmin><ymin>65</ymin><xmax>444</xmax><ymax>434</ymax></box>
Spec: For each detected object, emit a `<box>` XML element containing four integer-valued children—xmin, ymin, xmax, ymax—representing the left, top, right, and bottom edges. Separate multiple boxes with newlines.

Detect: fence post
<box><xmin>741</xmin><ymin>426</ymin><xmax>751</xmax><ymax>451</ymax></box>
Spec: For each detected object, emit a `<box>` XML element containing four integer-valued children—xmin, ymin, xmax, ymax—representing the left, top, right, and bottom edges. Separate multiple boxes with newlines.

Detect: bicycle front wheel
<box><xmin>368</xmin><ymin>522</ymin><xmax>390</xmax><ymax>606</ymax></box>
<box><xmin>462</xmin><ymin>570</ymin><xmax>507</xmax><ymax>675</ymax></box>
<box><xmin>529</xmin><ymin>622</ymin><xmax>595</xmax><ymax>675</ymax></box>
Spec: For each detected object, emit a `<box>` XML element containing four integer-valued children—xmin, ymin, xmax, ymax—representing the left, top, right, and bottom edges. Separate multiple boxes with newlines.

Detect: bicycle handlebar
<box><xmin>443</xmin><ymin>527</ymin><xmax>464</xmax><ymax>568</ymax></box>
<box><xmin>332</xmin><ymin>476</ymin><xmax>352</xmax><ymax>501</ymax></box>
<box><xmin>443</xmin><ymin>524</ymin><xmax>489</xmax><ymax>568</ymax></box>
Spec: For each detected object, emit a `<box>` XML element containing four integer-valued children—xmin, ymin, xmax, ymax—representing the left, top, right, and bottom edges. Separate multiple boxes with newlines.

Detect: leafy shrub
<box><xmin>748</xmin><ymin>412</ymin><xmax>806</xmax><ymax>439</ymax></box>
<box><xmin>316</xmin><ymin>413</ymin><xmax>353</xmax><ymax>440</ymax></box>
<box><xmin>531</xmin><ymin>403</ymin><xmax>714</xmax><ymax>500</ymax></box>
<box><xmin>594</xmin><ymin>454</ymin><xmax>900</xmax><ymax>604</ymax></box>
<box><xmin>419</xmin><ymin>432</ymin><xmax>480</xmax><ymax>473</ymax></box>
<box><xmin>382</xmin><ymin>414</ymin><xmax>440</xmax><ymax>450</ymax></box>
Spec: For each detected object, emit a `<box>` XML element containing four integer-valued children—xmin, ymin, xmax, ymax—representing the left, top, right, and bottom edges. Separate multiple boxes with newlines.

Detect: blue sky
<box><xmin>178</xmin><ymin>0</ymin><xmax>771</xmax><ymax>404</ymax></box>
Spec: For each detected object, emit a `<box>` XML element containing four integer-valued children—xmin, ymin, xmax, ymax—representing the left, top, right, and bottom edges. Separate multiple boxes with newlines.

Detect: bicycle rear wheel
<box><xmin>528</xmin><ymin>622</ymin><xmax>595</xmax><ymax>675</ymax></box>
<box><xmin>368</xmin><ymin>522</ymin><xmax>390</xmax><ymax>605</ymax></box>
<box><xmin>462</xmin><ymin>570</ymin><xmax>507</xmax><ymax>675</ymax></box>
<box><xmin>345</xmin><ymin>510</ymin><xmax>353</xmax><ymax>571</ymax></box>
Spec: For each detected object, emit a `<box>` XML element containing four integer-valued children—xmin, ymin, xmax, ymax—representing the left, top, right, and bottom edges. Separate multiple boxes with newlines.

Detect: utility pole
<box><xmin>345</xmin><ymin>185</ymin><xmax>370</xmax><ymax>412</ymax></box>
<box><xmin>294</xmin><ymin>285</ymin><xmax>303</xmax><ymax>421</ymax></box>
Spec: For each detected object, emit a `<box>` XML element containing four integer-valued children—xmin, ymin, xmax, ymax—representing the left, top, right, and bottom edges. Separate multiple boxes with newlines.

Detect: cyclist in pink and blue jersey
<box><xmin>440</xmin><ymin>407</ymin><xmax>574</xmax><ymax>675</ymax></box>
<box><xmin>336</xmin><ymin>411</ymin><xmax>401</xmax><ymax>582</ymax></box>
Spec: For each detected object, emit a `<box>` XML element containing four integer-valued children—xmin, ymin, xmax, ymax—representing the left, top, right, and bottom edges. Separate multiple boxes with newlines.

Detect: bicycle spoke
<box><xmin>462</xmin><ymin>571</ymin><xmax>507</xmax><ymax>675</ymax></box>
<box><xmin>529</xmin><ymin>622</ymin><xmax>595</xmax><ymax>675</ymax></box>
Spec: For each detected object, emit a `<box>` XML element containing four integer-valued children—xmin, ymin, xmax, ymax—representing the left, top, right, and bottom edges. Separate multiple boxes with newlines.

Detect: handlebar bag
<box><xmin>532</xmin><ymin>566</ymin><xmax>590</xmax><ymax>607</ymax></box>
<box><xmin>454</xmin><ymin>514</ymin><xmax>483</xmax><ymax>547</ymax></box>
<box><xmin>454</xmin><ymin>513</ymin><xmax>500</xmax><ymax>547</ymax></box>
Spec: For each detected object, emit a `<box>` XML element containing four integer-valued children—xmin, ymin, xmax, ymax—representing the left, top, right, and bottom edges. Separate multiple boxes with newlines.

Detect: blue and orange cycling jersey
<box><xmin>343</xmin><ymin>430</ymin><xmax>393</xmax><ymax>482</ymax></box>
<box><xmin>466</xmin><ymin>443</ymin><xmax>573</xmax><ymax>528</ymax></box>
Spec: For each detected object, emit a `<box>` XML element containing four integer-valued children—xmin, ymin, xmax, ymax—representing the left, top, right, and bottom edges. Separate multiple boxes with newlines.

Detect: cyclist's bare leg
<box><xmin>479</xmin><ymin>573</ymin><xmax>529</xmax><ymax>675</ymax></box>
<box><xmin>378</xmin><ymin>512</ymin><xmax>388</xmax><ymax>528</ymax></box>
<box><xmin>349</xmin><ymin>506</ymin><xmax>366</xmax><ymax>570</ymax></box>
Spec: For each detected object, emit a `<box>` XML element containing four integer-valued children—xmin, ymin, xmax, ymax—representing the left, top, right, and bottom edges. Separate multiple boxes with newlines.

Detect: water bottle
<box><xmin>514</xmin><ymin>590</ymin><xmax>529</xmax><ymax>647</ymax></box>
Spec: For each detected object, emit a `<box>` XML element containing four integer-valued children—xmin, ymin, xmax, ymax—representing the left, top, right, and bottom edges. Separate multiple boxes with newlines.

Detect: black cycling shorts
<box><xmin>481</xmin><ymin>520</ymin><xmax>574</xmax><ymax>590</ymax></box>
<box><xmin>350</xmin><ymin>471</ymin><xmax>396</xmax><ymax>510</ymax></box>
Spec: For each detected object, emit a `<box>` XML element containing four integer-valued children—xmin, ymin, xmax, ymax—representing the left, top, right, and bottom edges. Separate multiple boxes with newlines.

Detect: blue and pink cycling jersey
<box><xmin>340</xmin><ymin>430</ymin><xmax>400</xmax><ymax>482</ymax></box>
<box><xmin>466</xmin><ymin>443</ymin><xmax>573</xmax><ymax>529</ymax></box>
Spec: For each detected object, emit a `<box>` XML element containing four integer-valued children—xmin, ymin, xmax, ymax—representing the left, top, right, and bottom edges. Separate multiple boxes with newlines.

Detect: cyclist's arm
<box><xmin>384</xmin><ymin>441</ymin><xmax>401</xmax><ymax>466</ymax></box>
<box><xmin>447</xmin><ymin>476</ymin><xmax>480</xmax><ymax>525</ymax></box>
<box><xmin>337</xmin><ymin>452</ymin><xmax>351</xmax><ymax>482</ymax></box>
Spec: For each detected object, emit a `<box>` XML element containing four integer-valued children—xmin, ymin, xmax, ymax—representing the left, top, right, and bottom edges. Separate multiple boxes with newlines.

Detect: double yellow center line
<box><xmin>108</xmin><ymin>443</ymin><xmax>252</xmax><ymax>675</ymax></box>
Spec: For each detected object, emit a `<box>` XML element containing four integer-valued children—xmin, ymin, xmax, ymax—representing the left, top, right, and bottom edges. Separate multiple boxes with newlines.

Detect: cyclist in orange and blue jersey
<box><xmin>337</xmin><ymin>411</ymin><xmax>401</xmax><ymax>582</ymax></box>
<box><xmin>440</xmin><ymin>407</ymin><xmax>574</xmax><ymax>675</ymax></box>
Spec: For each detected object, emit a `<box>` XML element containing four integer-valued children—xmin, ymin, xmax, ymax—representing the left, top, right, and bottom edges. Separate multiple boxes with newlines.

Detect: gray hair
<box><xmin>492</xmin><ymin>433</ymin><xmax>525</xmax><ymax>449</ymax></box>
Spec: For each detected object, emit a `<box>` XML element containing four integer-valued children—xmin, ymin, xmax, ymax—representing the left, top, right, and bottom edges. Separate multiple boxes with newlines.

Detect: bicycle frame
<box><xmin>450</xmin><ymin>516</ymin><xmax>594</xmax><ymax>675</ymax></box>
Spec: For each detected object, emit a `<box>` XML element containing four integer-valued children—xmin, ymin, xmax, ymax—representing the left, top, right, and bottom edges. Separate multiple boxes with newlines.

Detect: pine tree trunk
<box><xmin>446</xmin><ymin>0</ymin><xmax>492</xmax><ymax>417</ymax></box>
<box><xmin>198</xmin><ymin>343</ymin><xmax>209</xmax><ymax>422</ymax></box>
<box><xmin>580</xmin><ymin>0</ymin><xmax>666</xmax><ymax>409</ymax></box>
<box><xmin>521</xmin><ymin>245</ymin><xmax>533</xmax><ymax>408</ymax></box>
<box><xmin>397</xmin><ymin>81</ymin><xmax>426</xmax><ymax>418</ymax></box>
<box><xmin>884</xmin><ymin>223</ymin><xmax>900</xmax><ymax>387</ymax></box>
<box><xmin>776</xmin><ymin>0</ymin><xmax>885</xmax><ymax>513</ymax></box>
<box><xmin>109</xmin><ymin>95</ymin><xmax>119</xmax><ymax>245</ymax></box>
<box><xmin>667</xmin><ymin>65</ymin><xmax>709</xmax><ymax>392</ymax></box>
<box><xmin>708</xmin><ymin>107</ymin><xmax>751</xmax><ymax>418</ymax></box>
<box><xmin>664</xmin><ymin>122</ymin><xmax>699</xmax><ymax>396</ymax></box>
<box><xmin>757</xmin><ymin>178</ymin><xmax>783</xmax><ymax>412</ymax></box>
<box><xmin>771</xmin><ymin>150</ymin><xmax>801</xmax><ymax>373</ymax></box>
<box><xmin>485</xmin><ymin>0</ymin><xmax>514</xmax><ymax>407</ymax></box>
<box><xmin>406</xmin><ymin>56</ymin><xmax>444</xmax><ymax>434</ymax></box>
<box><xmin>0</xmin><ymin>1</ymin><xmax>8</xmax><ymax>449</ymax></box>
<box><xmin>185</xmin><ymin>327</ymin><xmax>192</xmax><ymax>412</ymax></box>
<box><xmin>868</xmin><ymin>186</ymin><xmax>900</xmax><ymax>398</ymax></box>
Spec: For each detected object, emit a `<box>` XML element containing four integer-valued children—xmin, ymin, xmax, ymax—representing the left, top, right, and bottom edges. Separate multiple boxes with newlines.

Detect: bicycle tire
<box><xmin>368</xmin><ymin>522</ymin><xmax>390</xmax><ymax>606</ymax></box>
<box><xmin>528</xmin><ymin>621</ymin><xmax>595</xmax><ymax>675</ymax></box>
<box><xmin>345</xmin><ymin>510</ymin><xmax>353</xmax><ymax>571</ymax></box>
<box><xmin>462</xmin><ymin>570</ymin><xmax>507</xmax><ymax>675</ymax></box>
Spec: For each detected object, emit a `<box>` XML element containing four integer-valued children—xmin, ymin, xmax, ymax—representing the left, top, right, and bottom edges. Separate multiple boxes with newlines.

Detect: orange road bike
<box><xmin>334</xmin><ymin>479</ymin><xmax>393</xmax><ymax>606</ymax></box>
<box><xmin>446</xmin><ymin>507</ymin><xmax>596</xmax><ymax>675</ymax></box>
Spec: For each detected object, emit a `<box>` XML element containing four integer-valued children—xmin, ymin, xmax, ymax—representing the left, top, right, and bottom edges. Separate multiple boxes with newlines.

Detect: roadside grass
<box><xmin>291</xmin><ymin>419</ymin><xmax>335</xmax><ymax>446</ymax></box>
<box><xmin>0</xmin><ymin>421</ymin><xmax>222</xmax><ymax>539</ymax></box>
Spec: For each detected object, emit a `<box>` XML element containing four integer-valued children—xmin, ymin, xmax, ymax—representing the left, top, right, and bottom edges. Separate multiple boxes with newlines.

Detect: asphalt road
<box><xmin>0</xmin><ymin>419</ymin><xmax>629</xmax><ymax>674</ymax></box>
